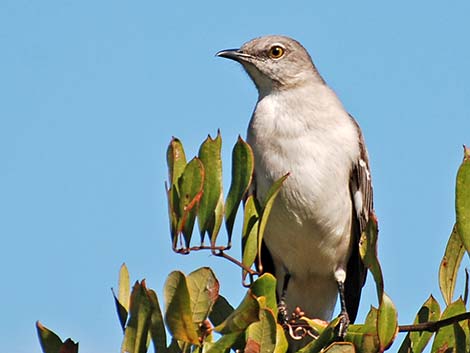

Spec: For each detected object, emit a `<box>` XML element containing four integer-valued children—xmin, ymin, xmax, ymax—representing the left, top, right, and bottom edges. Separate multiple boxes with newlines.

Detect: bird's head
<box><xmin>217</xmin><ymin>35</ymin><xmax>324</xmax><ymax>95</ymax></box>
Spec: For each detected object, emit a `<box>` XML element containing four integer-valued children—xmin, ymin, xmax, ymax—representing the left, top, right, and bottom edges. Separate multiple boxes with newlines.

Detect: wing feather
<box><xmin>345</xmin><ymin>114</ymin><xmax>374</xmax><ymax>323</ymax></box>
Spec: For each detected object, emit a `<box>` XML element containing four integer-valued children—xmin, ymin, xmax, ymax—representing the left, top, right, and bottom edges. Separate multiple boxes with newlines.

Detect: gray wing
<box><xmin>345</xmin><ymin>115</ymin><xmax>374</xmax><ymax>323</ymax></box>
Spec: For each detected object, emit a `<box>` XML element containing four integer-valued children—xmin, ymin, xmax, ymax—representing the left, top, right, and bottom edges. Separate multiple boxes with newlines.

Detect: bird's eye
<box><xmin>268</xmin><ymin>45</ymin><xmax>285</xmax><ymax>59</ymax></box>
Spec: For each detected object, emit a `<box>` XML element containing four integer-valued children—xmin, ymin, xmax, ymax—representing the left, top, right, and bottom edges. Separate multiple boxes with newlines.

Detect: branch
<box><xmin>282</xmin><ymin>311</ymin><xmax>470</xmax><ymax>341</ymax></box>
<box><xmin>174</xmin><ymin>244</ymin><xmax>260</xmax><ymax>279</ymax></box>
<box><xmin>212</xmin><ymin>250</ymin><xmax>259</xmax><ymax>279</ymax></box>
<box><xmin>173</xmin><ymin>243</ymin><xmax>470</xmax><ymax>334</ymax></box>
<box><xmin>174</xmin><ymin>245</ymin><xmax>228</xmax><ymax>253</ymax></box>
<box><xmin>398</xmin><ymin>311</ymin><xmax>470</xmax><ymax>332</ymax></box>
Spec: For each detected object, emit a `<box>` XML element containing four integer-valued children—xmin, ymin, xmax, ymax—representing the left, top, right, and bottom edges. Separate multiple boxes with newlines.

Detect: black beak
<box><xmin>216</xmin><ymin>49</ymin><xmax>252</xmax><ymax>62</ymax></box>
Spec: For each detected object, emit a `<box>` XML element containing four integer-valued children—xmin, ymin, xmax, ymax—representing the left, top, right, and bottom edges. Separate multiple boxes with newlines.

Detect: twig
<box><xmin>283</xmin><ymin>311</ymin><xmax>470</xmax><ymax>339</ymax></box>
<box><xmin>174</xmin><ymin>245</ymin><xmax>229</xmax><ymax>253</ymax></box>
<box><xmin>398</xmin><ymin>312</ymin><xmax>470</xmax><ymax>332</ymax></box>
<box><xmin>173</xmin><ymin>244</ymin><xmax>259</xmax><ymax>278</ymax></box>
<box><xmin>173</xmin><ymin>243</ymin><xmax>470</xmax><ymax>334</ymax></box>
<box><xmin>212</xmin><ymin>250</ymin><xmax>259</xmax><ymax>278</ymax></box>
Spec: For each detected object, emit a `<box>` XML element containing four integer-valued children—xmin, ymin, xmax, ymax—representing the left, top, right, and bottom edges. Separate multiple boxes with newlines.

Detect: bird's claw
<box><xmin>336</xmin><ymin>311</ymin><xmax>350</xmax><ymax>339</ymax></box>
<box><xmin>277</xmin><ymin>299</ymin><xmax>289</xmax><ymax>326</ymax></box>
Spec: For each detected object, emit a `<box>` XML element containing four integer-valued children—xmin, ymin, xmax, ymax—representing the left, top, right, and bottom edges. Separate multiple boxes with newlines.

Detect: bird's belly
<box><xmin>263</xmin><ymin>192</ymin><xmax>350</xmax><ymax>277</ymax></box>
<box><xmin>256</xmin><ymin>153</ymin><xmax>353</xmax><ymax>273</ymax></box>
<box><xmin>248</xmin><ymin>119</ymin><xmax>357</xmax><ymax>319</ymax></box>
<box><xmin>261</xmin><ymin>183</ymin><xmax>351</xmax><ymax>320</ymax></box>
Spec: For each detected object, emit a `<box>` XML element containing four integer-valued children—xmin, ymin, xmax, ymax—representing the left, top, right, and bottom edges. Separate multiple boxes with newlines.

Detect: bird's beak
<box><xmin>216</xmin><ymin>49</ymin><xmax>252</xmax><ymax>63</ymax></box>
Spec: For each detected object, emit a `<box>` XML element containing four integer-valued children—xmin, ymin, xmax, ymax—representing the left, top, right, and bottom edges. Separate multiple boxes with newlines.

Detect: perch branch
<box><xmin>174</xmin><ymin>244</ymin><xmax>259</xmax><ymax>278</ymax></box>
<box><xmin>398</xmin><ymin>311</ymin><xmax>470</xmax><ymax>332</ymax></box>
<box><xmin>212</xmin><ymin>249</ymin><xmax>259</xmax><ymax>278</ymax></box>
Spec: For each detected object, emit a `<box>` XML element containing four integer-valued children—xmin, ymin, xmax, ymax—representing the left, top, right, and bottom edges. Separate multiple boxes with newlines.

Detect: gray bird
<box><xmin>217</xmin><ymin>35</ymin><xmax>373</xmax><ymax>339</ymax></box>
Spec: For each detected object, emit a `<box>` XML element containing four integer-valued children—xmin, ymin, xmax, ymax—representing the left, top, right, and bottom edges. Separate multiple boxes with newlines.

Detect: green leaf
<box><xmin>440</xmin><ymin>224</ymin><xmax>466</xmax><ymax>306</ymax></box>
<box><xmin>210</xmin><ymin>195</ymin><xmax>225</xmax><ymax>246</ymax></box>
<box><xmin>147</xmin><ymin>289</ymin><xmax>168</xmax><ymax>353</ymax></box>
<box><xmin>409</xmin><ymin>295</ymin><xmax>441</xmax><ymax>352</ymax></box>
<box><xmin>273</xmin><ymin>324</ymin><xmax>288</xmax><ymax>353</ymax></box>
<box><xmin>323</xmin><ymin>342</ymin><xmax>356</xmax><ymax>353</ymax></box>
<box><xmin>225</xmin><ymin>136</ymin><xmax>254</xmax><ymax>242</ymax></box>
<box><xmin>198</xmin><ymin>132</ymin><xmax>223</xmax><ymax>243</ymax></box>
<box><xmin>113</xmin><ymin>290</ymin><xmax>128</xmax><ymax>332</ymax></box>
<box><xmin>245</xmin><ymin>309</ymin><xmax>277</xmax><ymax>353</ymax></box>
<box><xmin>377</xmin><ymin>292</ymin><xmax>398</xmax><ymax>352</ymax></box>
<box><xmin>121</xmin><ymin>281</ymin><xmax>153</xmax><ymax>353</ymax></box>
<box><xmin>298</xmin><ymin>317</ymin><xmax>340</xmax><ymax>353</ymax></box>
<box><xmin>164</xmin><ymin>271</ymin><xmax>200</xmax><ymax>345</ymax></box>
<box><xmin>36</xmin><ymin>321</ymin><xmax>63</xmax><ymax>353</ymax></box>
<box><xmin>214</xmin><ymin>291</ymin><xmax>260</xmax><ymax>334</ymax></box>
<box><xmin>58</xmin><ymin>339</ymin><xmax>79</xmax><ymax>353</ymax></box>
<box><xmin>119</xmin><ymin>263</ymin><xmax>131</xmax><ymax>312</ymax></box>
<box><xmin>167</xmin><ymin>138</ymin><xmax>188</xmax><ymax>243</ymax></box>
<box><xmin>250</xmin><ymin>273</ymin><xmax>278</xmax><ymax>314</ymax></box>
<box><xmin>242</xmin><ymin>195</ymin><xmax>260</xmax><ymax>279</ymax></box>
<box><xmin>456</xmin><ymin>146</ymin><xmax>470</xmax><ymax>256</ymax></box>
<box><xmin>167</xmin><ymin>339</ymin><xmax>183</xmax><ymax>353</ymax></box>
<box><xmin>397</xmin><ymin>295</ymin><xmax>440</xmax><ymax>353</ymax></box>
<box><xmin>209</xmin><ymin>295</ymin><xmax>234</xmax><ymax>327</ymax></box>
<box><xmin>134</xmin><ymin>285</ymin><xmax>152</xmax><ymax>353</ymax></box>
<box><xmin>359</xmin><ymin>217</ymin><xmax>384</xmax><ymax>302</ymax></box>
<box><xmin>345</xmin><ymin>306</ymin><xmax>380</xmax><ymax>353</ymax></box>
<box><xmin>431</xmin><ymin>298</ymin><xmax>467</xmax><ymax>353</ymax></box>
<box><xmin>454</xmin><ymin>322</ymin><xmax>468</xmax><ymax>353</ymax></box>
<box><xmin>301</xmin><ymin>316</ymin><xmax>329</xmax><ymax>341</ymax></box>
<box><xmin>257</xmin><ymin>173</ymin><xmax>289</xmax><ymax>272</ymax></box>
<box><xmin>365</xmin><ymin>305</ymin><xmax>378</xmax><ymax>326</ymax></box>
<box><xmin>177</xmin><ymin>158</ymin><xmax>205</xmax><ymax>248</ymax></box>
<box><xmin>345</xmin><ymin>324</ymin><xmax>379</xmax><ymax>353</ymax></box>
<box><xmin>167</xmin><ymin>138</ymin><xmax>187</xmax><ymax>187</ymax></box>
<box><xmin>202</xmin><ymin>332</ymin><xmax>242</xmax><ymax>353</ymax></box>
<box><xmin>167</xmin><ymin>184</ymin><xmax>181</xmax><ymax>246</ymax></box>
<box><xmin>187</xmin><ymin>267</ymin><xmax>220</xmax><ymax>324</ymax></box>
<box><xmin>260</xmin><ymin>173</ymin><xmax>289</xmax><ymax>210</ymax></box>
<box><xmin>113</xmin><ymin>263</ymin><xmax>130</xmax><ymax>331</ymax></box>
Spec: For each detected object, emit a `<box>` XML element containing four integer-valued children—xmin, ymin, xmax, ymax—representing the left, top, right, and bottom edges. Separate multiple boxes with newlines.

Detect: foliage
<box><xmin>36</xmin><ymin>321</ymin><xmax>78</xmax><ymax>353</ymax></box>
<box><xmin>37</xmin><ymin>140</ymin><xmax>470</xmax><ymax>353</ymax></box>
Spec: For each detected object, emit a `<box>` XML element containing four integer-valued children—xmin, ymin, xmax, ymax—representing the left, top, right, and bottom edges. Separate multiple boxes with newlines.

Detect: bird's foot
<box><xmin>279</xmin><ymin>305</ymin><xmax>316</xmax><ymax>341</ymax></box>
<box><xmin>336</xmin><ymin>311</ymin><xmax>350</xmax><ymax>339</ymax></box>
<box><xmin>277</xmin><ymin>299</ymin><xmax>289</xmax><ymax>326</ymax></box>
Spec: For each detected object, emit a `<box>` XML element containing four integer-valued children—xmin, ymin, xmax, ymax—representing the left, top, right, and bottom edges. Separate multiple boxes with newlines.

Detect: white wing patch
<box><xmin>359</xmin><ymin>159</ymin><xmax>371</xmax><ymax>181</ymax></box>
<box><xmin>334</xmin><ymin>268</ymin><xmax>347</xmax><ymax>283</ymax></box>
<box><xmin>353</xmin><ymin>190</ymin><xmax>363</xmax><ymax>217</ymax></box>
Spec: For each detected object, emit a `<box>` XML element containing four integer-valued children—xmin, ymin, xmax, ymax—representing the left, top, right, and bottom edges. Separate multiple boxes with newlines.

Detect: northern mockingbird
<box><xmin>217</xmin><ymin>35</ymin><xmax>373</xmax><ymax>338</ymax></box>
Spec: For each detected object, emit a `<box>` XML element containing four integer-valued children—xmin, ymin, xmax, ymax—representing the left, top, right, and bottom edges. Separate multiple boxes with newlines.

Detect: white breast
<box><xmin>247</xmin><ymin>83</ymin><xmax>360</xmax><ymax>319</ymax></box>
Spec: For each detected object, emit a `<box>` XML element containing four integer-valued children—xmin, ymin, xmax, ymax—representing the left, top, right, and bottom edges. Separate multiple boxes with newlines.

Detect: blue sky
<box><xmin>1</xmin><ymin>1</ymin><xmax>469</xmax><ymax>352</ymax></box>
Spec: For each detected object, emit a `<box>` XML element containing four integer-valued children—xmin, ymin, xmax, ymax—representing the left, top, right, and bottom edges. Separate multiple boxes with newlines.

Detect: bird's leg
<box><xmin>278</xmin><ymin>272</ymin><xmax>291</xmax><ymax>325</ymax></box>
<box><xmin>336</xmin><ymin>280</ymin><xmax>350</xmax><ymax>339</ymax></box>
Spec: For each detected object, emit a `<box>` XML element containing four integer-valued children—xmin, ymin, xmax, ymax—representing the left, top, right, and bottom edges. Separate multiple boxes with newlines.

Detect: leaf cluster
<box><xmin>166</xmin><ymin>132</ymin><xmax>253</xmax><ymax>251</ymax></box>
<box><xmin>37</xmin><ymin>141</ymin><xmax>470</xmax><ymax>353</ymax></box>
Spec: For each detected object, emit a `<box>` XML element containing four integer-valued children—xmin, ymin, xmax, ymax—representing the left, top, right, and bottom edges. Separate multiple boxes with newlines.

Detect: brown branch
<box><xmin>173</xmin><ymin>245</ymin><xmax>229</xmax><ymax>254</ymax></box>
<box><xmin>398</xmin><ymin>312</ymin><xmax>470</xmax><ymax>332</ymax></box>
<box><xmin>173</xmin><ymin>242</ymin><xmax>470</xmax><ymax>334</ymax></box>
<box><xmin>212</xmin><ymin>249</ymin><xmax>259</xmax><ymax>278</ymax></box>
<box><xmin>173</xmin><ymin>244</ymin><xmax>260</xmax><ymax>279</ymax></box>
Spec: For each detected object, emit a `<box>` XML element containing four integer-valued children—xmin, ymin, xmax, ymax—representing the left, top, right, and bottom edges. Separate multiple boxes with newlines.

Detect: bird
<box><xmin>216</xmin><ymin>35</ymin><xmax>374</xmax><ymax>341</ymax></box>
